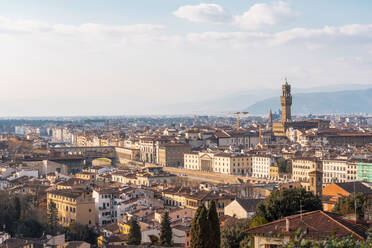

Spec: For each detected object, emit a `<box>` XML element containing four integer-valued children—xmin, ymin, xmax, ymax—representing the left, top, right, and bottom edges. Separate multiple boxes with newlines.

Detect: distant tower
<box><xmin>280</xmin><ymin>80</ymin><xmax>292</xmax><ymax>123</ymax></box>
<box><xmin>267</xmin><ymin>109</ymin><xmax>273</xmax><ymax>129</ymax></box>
<box><xmin>259</xmin><ymin>122</ymin><xmax>262</xmax><ymax>144</ymax></box>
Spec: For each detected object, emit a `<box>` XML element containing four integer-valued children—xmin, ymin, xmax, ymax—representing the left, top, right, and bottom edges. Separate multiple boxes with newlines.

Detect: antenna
<box><xmin>353</xmin><ymin>179</ymin><xmax>357</xmax><ymax>222</ymax></box>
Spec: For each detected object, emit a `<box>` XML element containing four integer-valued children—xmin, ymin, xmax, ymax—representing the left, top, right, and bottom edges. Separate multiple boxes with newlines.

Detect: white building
<box><xmin>184</xmin><ymin>151</ymin><xmax>251</xmax><ymax>176</ymax></box>
<box><xmin>251</xmin><ymin>156</ymin><xmax>275</xmax><ymax>178</ymax></box>
<box><xmin>93</xmin><ymin>187</ymin><xmax>149</xmax><ymax>226</ymax></box>
<box><xmin>322</xmin><ymin>159</ymin><xmax>348</xmax><ymax>184</ymax></box>
<box><xmin>292</xmin><ymin>158</ymin><xmax>322</xmax><ymax>182</ymax></box>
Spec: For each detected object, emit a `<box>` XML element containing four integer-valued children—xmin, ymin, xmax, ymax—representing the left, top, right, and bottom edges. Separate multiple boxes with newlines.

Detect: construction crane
<box><xmin>234</xmin><ymin>112</ymin><xmax>249</xmax><ymax>129</ymax></box>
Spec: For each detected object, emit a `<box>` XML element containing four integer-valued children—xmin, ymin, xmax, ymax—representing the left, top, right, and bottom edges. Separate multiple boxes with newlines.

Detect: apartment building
<box><xmin>184</xmin><ymin>152</ymin><xmax>200</xmax><ymax>171</ymax></box>
<box><xmin>322</xmin><ymin>159</ymin><xmax>348</xmax><ymax>184</ymax></box>
<box><xmin>47</xmin><ymin>189</ymin><xmax>95</xmax><ymax>227</ymax></box>
<box><xmin>251</xmin><ymin>156</ymin><xmax>275</xmax><ymax>178</ymax></box>
<box><xmin>292</xmin><ymin>158</ymin><xmax>322</xmax><ymax>182</ymax></box>
<box><xmin>93</xmin><ymin>187</ymin><xmax>122</xmax><ymax>226</ymax></box>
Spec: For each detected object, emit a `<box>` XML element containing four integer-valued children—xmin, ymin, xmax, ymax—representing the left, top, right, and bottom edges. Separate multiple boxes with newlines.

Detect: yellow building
<box><xmin>75</xmin><ymin>172</ymin><xmax>96</xmax><ymax>181</ymax></box>
<box><xmin>118</xmin><ymin>221</ymin><xmax>131</xmax><ymax>235</ymax></box>
<box><xmin>47</xmin><ymin>189</ymin><xmax>95</xmax><ymax>227</ymax></box>
<box><xmin>269</xmin><ymin>165</ymin><xmax>279</xmax><ymax>180</ymax></box>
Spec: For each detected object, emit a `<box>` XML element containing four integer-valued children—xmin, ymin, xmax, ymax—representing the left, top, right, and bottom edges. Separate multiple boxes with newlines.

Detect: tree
<box><xmin>160</xmin><ymin>212</ymin><xmax>172</xmax><ymax>246</ymax></box>
<box><xmin>333</xmin><ymin>193</ymin><xmax>369</xmax><ymax>220</ymax></box>
<box><xmin>191</xmin><ymin>205</ymin><xmax>209</xmax><ymax>248</ymax></box>
<box><xmin>277</xmin><ymin>158</ymin><xmax>292</xmax><ymax>174</ymax></box>
<box><xmin>221</xmin><ymin>219</ymin><xmax>251</xmax><ymax>248</ymax></box>
<box><xmin>65</xmin><ymin>222</ymin><xmax>98</xmax><ymax>245</ymax></box>
<box><xmin>127</xmin><ymin>217</ymin><xmax>141</xmax><ymax>245</ymax></box>
<box><xmin>255</xmin><ymin>188</ymin><xmax>322</xmax><ymax>222</ymax></box>
<box><xmin>249</xmin><ymin>216</ymin><xmax>268</xmax><ymax>228</ymax></box>
<box><xmin>0</xmin><ymin>192</ymin><xmax>45</xmax><ymax>238</ymax></box>
<box><xmin>14</xmin><ymin>196</ymin><xmax>22</xmax><ymax>221</ymax></box>
<box><xmin>47</xmin><ymin>201</ymin><xmax>59</xmax><ymax>235</ymax></box>
<box><xmin>207</xmin><ymin>201</ymin><xmax>220</xmax><ymax>248</ymax></box>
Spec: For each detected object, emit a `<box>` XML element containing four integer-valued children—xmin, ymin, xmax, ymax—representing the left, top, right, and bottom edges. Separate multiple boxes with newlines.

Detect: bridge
<box><xmin>49</xmin><ymin>146</ymin><xmax>117</xmax><ymax>168</ymax></box>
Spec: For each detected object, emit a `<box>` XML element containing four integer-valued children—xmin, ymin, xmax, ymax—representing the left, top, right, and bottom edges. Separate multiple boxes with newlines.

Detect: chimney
<box><xmin>285</xmin><ymin>218</ymin><xmax>290</xmax><ymax>232</ymax></box>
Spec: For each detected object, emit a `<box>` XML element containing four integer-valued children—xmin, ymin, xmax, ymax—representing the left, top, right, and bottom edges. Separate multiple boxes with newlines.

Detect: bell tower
<box><xmin>280</xmin><ymin>80</ymin><xmax>292</xmax><ymax>123</ymax></box>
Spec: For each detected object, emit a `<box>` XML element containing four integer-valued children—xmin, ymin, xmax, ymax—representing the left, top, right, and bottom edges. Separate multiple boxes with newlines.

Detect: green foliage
<box><xmin>16</xmin><ymin>219</ymin><xmax>44</xmax><ymax>238</ymax></box>
<box><xmin>255</xmin><ymin>188</ymin><xmax>322</xmax><ymax>222</ymax></box>
<box><xmin>127</xmin><ymin>217</ymin><xmax>141</xmax><ymax>245</ymax></box>
<box><xmin>47</xmin><ymin>201</ymin><xmax>59</xmax><ymax>235</ymax></box>
<box><xmin>277</xmin><ymin>158</ymin><xmax>292</xmax><ymax>174</ymax></box>
<box><xmin>207</xmin><ymin>201</ymin><xmax>220</xmax><ymax>248</ymax></box>
<box><xmin>65</xmin><ymin>222</ymin><xmax>98</xmax><ymax>245</ymax></box>
<box><xmin>160</xmin><ymin>212</ymin><xmax>173</xmax><ymax>247</ymax></box>
<box><xmin>221</xmin><ymin>219</ymin><xmax>251</xmax><ymax>248</ymax></box>
<box><xmin>283</xmin><ymin>229</ymin><xmax>372</xmax><ymax>248</ymax></box>
<box><xmin>333</xmin><ymin>193</ymin><xmax>369</xmax><ymax>220</ymax></box>
<box><xmin>190</xmin><ymin>205</ymin><xmax>209</xmax><ymax>248</ymax></box>
<box><xmin>239</xmin><ymin>235</ymin><xmax>254</xmax><ymax>248</ymax></box>
<box><xmin>249</xmin><ymin>216</ymin><xmax>268</xmax><ymax>228</ymax></box>
<box><xmin>0</xmin><ymin>191</ymin><xmax>44</xmax><ymax>238</ymax></box>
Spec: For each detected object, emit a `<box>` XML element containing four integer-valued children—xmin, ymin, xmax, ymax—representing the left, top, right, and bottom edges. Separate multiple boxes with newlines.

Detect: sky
<box><xmin>0</xmin><ymin>0</ymin><xmax>372</xmax><ymax>116</ymax></box>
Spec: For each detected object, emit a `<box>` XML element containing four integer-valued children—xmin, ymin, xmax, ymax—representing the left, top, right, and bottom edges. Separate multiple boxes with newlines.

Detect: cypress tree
<box><xmin>190</xmin><ymin>205</ymin><xmax>209</xmax><ymax>248</ymax></box>
<box><xmin>207</xmin><ymin>201</ymin><xmax>220</xmax><ymax>248</ymax></box>
<box><xmin>127</xmin><ymin>217</ymin><xmax>141</xmax><ymax>245</ymax></box>
<box><xmin>14</xmin><ymin>197</ymin><xmax>21</xmax><ymax>221</ymax></box>
<box><xmin>160</xmin><ymin>211</ymin><xmax>173</xmax><ymax>246</ymax></box>
<box><xmin>47</xmin><ymin>200</ymin><xmax>59</xmax><ymax>235</ymax></box>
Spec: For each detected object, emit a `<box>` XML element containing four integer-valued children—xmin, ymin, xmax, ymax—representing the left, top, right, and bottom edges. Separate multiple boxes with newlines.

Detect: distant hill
<box><xmin>245</xmin><ymin>88</ymin><xmax>372</xmax><ymax>115</ymax></box>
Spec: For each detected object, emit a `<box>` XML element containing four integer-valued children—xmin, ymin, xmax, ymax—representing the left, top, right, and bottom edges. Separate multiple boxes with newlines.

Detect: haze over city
<box><xmin>0</xmin><ymin>0</ymin><xmax>372</xmax><ymax>115</ymax></box>
<box><xmin>0</xmin><ymin>1</ymin><xmax>372</xmax><ymax>247</ymax></box>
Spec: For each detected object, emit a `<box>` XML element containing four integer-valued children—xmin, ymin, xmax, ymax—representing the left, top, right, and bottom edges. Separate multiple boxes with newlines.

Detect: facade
<box><xmin>93</xmin><ymin>188</ymin><xmax>121</xmax><ymax>226</ymax></box>
<box><xmin>47</xmin><ymin>189</ymin><xmax>95</xmax><ymax>227</ymax></box>
<box><xmin>322</xmin><ymin>159</ymin><xmax>348</xmax><ymax>184</ymax></box>
<box><xmin>356</xmin><ymin>161</ymin><xmax>372</xmax><ymax>182</ymax></box>
<box><xmin>292</xmin><ymin>158</ymin><xmax>322</xmax><ymax>183</ymax></box>
<box><xmin>251</xmin><ymin>156</ymin><xmax>274</xmax><ymax>178</ymax></box>
<box><xmin>158</xmin><ymin>143</ymin><xmax>191</xmax><ymax>168</ymax></box>
<box><xmin>184</xmin><ymin>151</ymin><xmax>251</xmax><ymax>176</ymax></box>
<box><xmin>269</xmin><ymin>165</ymin><xmax>279</xmax><ymax>180</ymax></box>
<box><xmin>139</xmin><ymin>137</ymin><xmax>156</xmax><ymax>163</ymax></box>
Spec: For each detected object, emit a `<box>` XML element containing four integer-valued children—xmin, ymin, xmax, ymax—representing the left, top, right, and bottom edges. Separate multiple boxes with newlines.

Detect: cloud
<box><xmin>173</xmin><ymin>3</ymin><xmax>232</xmax><ymax>24</ymax></box>
<box><xmin>271</xmin><ymin>24</ymin><xmax>372</xmax><ymax>45</ymax></box>
<box><xmin>1</xmin><ymin>15</ymin><xmax>372</xmax><ymax>50</ymax></box>
<box><xmin>0</xmin><ymin>16</ymin><xmax>164</xmax><ymax>38</ymax></box>
<box><xmin>184</xmin><ymin>24</ymin><xmax>372</xmax><ymax>51</ymax></box>
<box><xmin>173</xmin><ymin>1</ymin><xmax>296</xmax><ymax>29</ymax></box>
<box><xmin>235</xmin><ymin>1</ymin><xmax>297</xmax><ymax>30</ymax></box>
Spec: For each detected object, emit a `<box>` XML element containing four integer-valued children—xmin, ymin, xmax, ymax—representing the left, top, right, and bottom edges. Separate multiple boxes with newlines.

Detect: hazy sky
<box><xmin>0</xmin><ymin>0</ymin><xmax>372</xmax><ymax>116</ymax></box>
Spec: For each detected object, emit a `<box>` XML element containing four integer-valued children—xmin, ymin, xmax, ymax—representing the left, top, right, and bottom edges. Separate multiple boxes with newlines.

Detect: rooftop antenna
<box><xmin>353</xmin><ymin>179</ymin><xmax>357</xmax><ymax>222</ymax></box>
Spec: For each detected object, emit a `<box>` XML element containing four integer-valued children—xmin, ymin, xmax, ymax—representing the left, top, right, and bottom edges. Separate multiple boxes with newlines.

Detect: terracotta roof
<box><xmin>246</xmin><ymin>210</ymin><xmax>369</xmax><ymax>240</ymax></box>
<box><xmin>334</xmin><ymin>182</ymin><xmax>372</xmax><ymax>194</ymax></box>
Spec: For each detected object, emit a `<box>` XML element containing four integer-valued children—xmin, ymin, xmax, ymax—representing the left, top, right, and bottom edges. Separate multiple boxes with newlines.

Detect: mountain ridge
<box><xmin>244</xmin><ymin>88</ymin><xmax>372</xmax><ymax>115</ymax></box>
